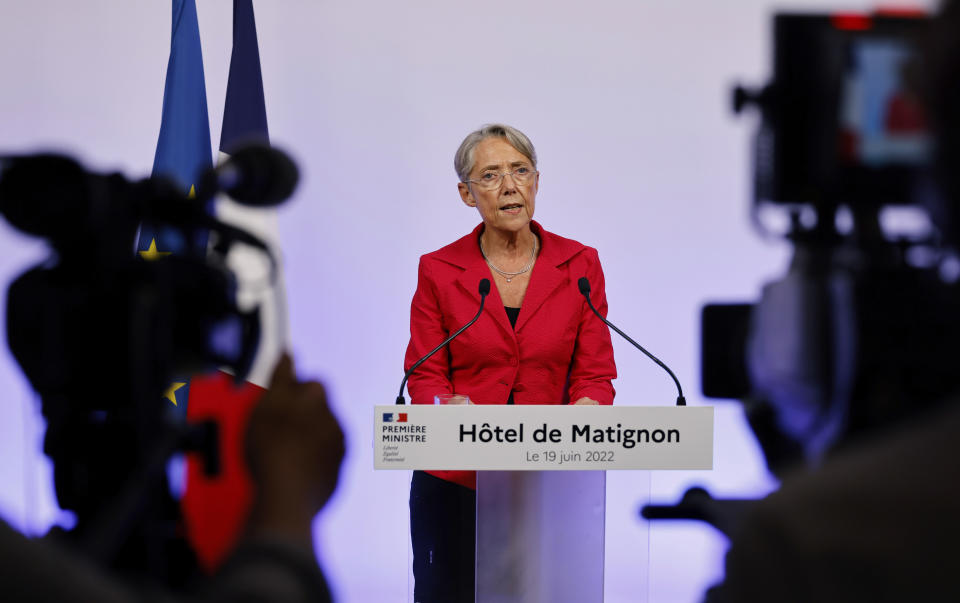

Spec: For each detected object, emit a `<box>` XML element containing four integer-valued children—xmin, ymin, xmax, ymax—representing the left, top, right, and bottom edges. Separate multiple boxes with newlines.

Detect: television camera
<box><xmin>0</xmin><ymin>144</ymin><xmax>297</xmax><ymax>586</ymax></box>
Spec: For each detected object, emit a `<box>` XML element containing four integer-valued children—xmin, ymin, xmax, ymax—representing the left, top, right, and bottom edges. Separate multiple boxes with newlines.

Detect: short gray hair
<box><xmin>454</xmin><ymin>124</ymin><xmax>537</xmax><ymax>182</ymax></box>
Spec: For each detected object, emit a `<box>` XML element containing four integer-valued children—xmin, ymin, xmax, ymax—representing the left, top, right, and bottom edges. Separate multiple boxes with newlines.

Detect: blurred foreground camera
<box><xmin>0</xmin><ymin>145</ymin><xmax>297</xmax><ymax>584</ymax></box>
<box><xmin>735</xmin><ymin>12</ymin><xmax>931</xmax><ymax>210</ymax></box>
<box><xmin>648</xmin><ymin>10</ymin><xmax>960</xmax><ymax>536</ymax></box>
<box><xmin>702</xmin><ymin>11</ymin><xmax>960</xmax><ymax>472</ymax></box>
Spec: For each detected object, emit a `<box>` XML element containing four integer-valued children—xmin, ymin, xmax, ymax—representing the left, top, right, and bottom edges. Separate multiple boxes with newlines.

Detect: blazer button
<box><xmin>511</xmin><ymin>357</ymin><xmax>518</xmax><ymax>366</ymax></box>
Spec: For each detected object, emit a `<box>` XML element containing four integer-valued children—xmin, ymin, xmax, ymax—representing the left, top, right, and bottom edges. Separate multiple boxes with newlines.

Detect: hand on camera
<box><xmin>245</xmin><ymin>353</ymin><xmax>345</xmax><ymax>547</ymax></box>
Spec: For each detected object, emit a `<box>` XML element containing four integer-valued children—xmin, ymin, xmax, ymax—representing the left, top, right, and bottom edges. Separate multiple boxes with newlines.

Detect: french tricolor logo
<box><xmin>383</xmin><ymin>412</ymin><xmax>409</xmax><ymax>423</ymax></box>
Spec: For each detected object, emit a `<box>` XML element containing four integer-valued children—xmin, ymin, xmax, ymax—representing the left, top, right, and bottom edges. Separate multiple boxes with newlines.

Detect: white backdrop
<box><xmin>0</xmin><ymin>1</ymin><xmax>932</xmax><ymax>601</ymax></box>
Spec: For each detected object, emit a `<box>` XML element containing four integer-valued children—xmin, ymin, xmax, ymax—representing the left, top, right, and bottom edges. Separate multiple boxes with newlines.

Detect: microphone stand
<box><xmin>578</xmin><ymin>277</ymin><xmax>687</xmax><ymax>406</ymax></box>
<box><xmin>396</xmin><ymin>279</ymin><xmax>491</xmax><ymax>404</ymax></box>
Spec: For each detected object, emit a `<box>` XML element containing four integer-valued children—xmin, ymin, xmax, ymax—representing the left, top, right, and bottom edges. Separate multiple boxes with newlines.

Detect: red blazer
<box><xmin>404</xmin><ymin>221</ymin><xmax>617</xmax><ymax>488</ymax></box>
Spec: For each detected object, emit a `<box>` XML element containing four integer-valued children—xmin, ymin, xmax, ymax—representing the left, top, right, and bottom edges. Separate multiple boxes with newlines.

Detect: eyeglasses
<box><xmin>467</xmin><ymin>166</ymin><xmax>538</xmax><ymax>190</ymax></box>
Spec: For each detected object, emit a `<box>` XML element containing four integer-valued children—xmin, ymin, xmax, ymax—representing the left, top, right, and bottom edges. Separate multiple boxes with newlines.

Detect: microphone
<box><xmin>396</xmin><ymin>278</ymin><xmax>491</xmax><ymax>405</ymax></box>
<box><xmin>578</xmin><ymin>276</ymin><xmax>687</xmax><ymax>406</ymax></box>
<box><xmin>198</xmin><ymin>144</ymin><xmax>299</xmax><ymax>205</ymax></box>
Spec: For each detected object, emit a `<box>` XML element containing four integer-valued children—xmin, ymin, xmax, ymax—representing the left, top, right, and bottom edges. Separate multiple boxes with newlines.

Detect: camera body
<box><xmin>0</xmin><ymin>149</ymin><xmax>289</xmax><ymax>582</ymax></box>
<box><xmin>703</xmin><ymin>12</ymin><xmax>960</xmax><ymax>473</ymax></box>
<box><xmin>738</xmin><ymin>13</ymin><xmax>932</xmax><ymax>209</ymax></box>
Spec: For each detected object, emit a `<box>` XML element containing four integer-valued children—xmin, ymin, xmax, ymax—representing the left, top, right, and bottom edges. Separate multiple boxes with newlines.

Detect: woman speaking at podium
<box><xmin>403</xmin><ymin>123</ymin><xmax>617</xmax><ymax>602</ymax></box>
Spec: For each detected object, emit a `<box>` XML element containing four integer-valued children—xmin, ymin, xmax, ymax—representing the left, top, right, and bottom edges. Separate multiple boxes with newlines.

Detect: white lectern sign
<box><xmin>374</xmin><ymin>404</ymin><xmax>713</xmax><ymax>470</ymax></box>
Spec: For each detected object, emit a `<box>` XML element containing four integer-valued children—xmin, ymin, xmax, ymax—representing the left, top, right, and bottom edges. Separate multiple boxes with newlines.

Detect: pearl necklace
<box><xmin>480</xmin><ymin>235</ymin><xmax>538</xmax><ymax>283</ymax></box>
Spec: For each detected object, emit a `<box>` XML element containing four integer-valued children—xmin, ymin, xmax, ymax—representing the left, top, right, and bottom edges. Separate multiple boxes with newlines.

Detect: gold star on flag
<box><xmin>164</xmin><ymin>382</ymin><xmax>187</xmax><ymax>406</ymax></box>
<box><xmin>139</xmin><ymin>238</ymin><xmax>172</xmax><ymax>261</ymax></box>
<box><xmin>188</xmin><ymin>184</ymin><xmax>196</xmax><ymax>199</ymax></box>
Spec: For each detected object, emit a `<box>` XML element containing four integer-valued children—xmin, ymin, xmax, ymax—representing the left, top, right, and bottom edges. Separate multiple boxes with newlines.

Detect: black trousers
<box><xmin>409</xmin><ymin>471</ymin><xmax>476</xmax><ymax>603</ymax></box>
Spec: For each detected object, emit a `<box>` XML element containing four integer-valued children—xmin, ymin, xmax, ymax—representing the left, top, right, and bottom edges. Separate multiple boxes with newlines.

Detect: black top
<box><xmin>505</xmin><ymin>306</ymin><xmax>520</xmax><ymax>405</ymax></box>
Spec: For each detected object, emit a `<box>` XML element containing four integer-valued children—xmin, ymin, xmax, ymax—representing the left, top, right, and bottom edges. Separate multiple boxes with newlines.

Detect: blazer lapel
<box><xmin>444</xmin><ymin>222</ymin><xmax>577</xmax><ymax>337</ymax></box>
<box><xmin>515</xmin><ymin>261</ymin><xmax>565</xmax><ymax>333</ymax></box>
<box><xmin>515</xmin><ymin>223</ymin><xmax>570</xmax><ymax>333</ymax></box>
<box><xmin>452</xmin><ymin>228</ymin><xmax>514</xmax><ymax>338</ymax></box>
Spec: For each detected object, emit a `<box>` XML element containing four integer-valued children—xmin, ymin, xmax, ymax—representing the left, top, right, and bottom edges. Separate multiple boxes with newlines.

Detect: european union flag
<box><xmin>139</xmin><ymin>0</ymin><xmax>213</xmax><ymax>263</ymax></box>
<box><xmin>139</xmin><ymin>0</ymin><xmax>213</xmax><ymax>416</ymax></box>
<box><xmin>152</xmin><ymin>0</ymin><xmax>212</xmax><ymax>190</ymax></box>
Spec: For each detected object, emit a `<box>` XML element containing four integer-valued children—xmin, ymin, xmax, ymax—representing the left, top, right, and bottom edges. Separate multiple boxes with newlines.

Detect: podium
<box><xmin>375</xmin><ymin>404</ymin><xmax>713</xmax><ymax>602</ymax></box>
<box><xmin>476</xmin><ymin>471</ymin><xmax>605</xmax><ymax>602</ymax></box>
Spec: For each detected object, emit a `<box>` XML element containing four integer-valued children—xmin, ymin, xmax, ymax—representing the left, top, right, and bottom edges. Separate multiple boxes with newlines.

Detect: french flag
<box><xmin>182</xmin><ymin>0</ymin><xmax>287</xmax><ymax>573</ymax></box>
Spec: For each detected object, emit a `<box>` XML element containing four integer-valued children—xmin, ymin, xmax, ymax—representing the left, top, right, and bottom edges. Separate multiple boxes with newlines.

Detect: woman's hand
<box><xmin>572</xmin><ymin>397</ymin><xmax>600</xmax><ymax>405</ymax></box>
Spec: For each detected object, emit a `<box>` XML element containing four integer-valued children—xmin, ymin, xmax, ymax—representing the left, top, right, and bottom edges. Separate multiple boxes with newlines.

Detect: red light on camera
<box><xmin>832</xmin><ymin>13</ymin><xmax>872</xmax><ymax>30</ymax></box>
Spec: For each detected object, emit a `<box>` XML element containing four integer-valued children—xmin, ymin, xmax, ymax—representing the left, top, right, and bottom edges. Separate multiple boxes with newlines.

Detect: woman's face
<box><xmin>458</xmin><ymin>137</ymin><xmax>538</xmax><ymax>235</ymax></box>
